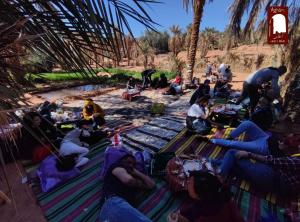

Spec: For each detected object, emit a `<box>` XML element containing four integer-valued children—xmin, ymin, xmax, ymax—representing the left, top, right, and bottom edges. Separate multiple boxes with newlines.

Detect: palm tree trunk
<box><xmin>185</xmin><ymin>0</ymin><xmax>205</xmax><ymax>85</ymax></box>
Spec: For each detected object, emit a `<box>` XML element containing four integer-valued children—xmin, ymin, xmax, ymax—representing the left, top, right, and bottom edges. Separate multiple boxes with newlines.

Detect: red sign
<box><xmin>268</xmin><ymin>6</ymin><xmax>288</xmax><ymax>44</ymax></box>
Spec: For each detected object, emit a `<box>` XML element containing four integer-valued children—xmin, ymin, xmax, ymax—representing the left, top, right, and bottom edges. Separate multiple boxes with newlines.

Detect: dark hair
<box><xmin>192</xmin><ymin>171</ymin><xmax>232</xmax><ymax>202</ymax></box>
<box><xmin>23</xmin><ymin>112</ymin><xmax>40</xmax><ymax>126</ymax></box>
<box><xmin>277</xmin><ymin>65</ymin><xmax>287</xmax><ymax>75</ymax></box>
<box><xmin>119</xmin><ymin>154</ymin><xmax>135</xmax><ymax>162</ymax></box>
<box><xmin>196</xmin><ymin>96</ymin><xmax>209</xmax><ymax>105</ymax></box>
<box><xmin>56</xmin><ymin>154</ymin><xmax>77</xmax><ymax>171</ymax></box>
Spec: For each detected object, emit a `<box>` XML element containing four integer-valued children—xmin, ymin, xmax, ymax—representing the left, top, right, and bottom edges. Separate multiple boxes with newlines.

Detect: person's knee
<box><xmin>239</xmin><ymin>120</ymin><xmax>253</xmax><ymax>128</ymax></box>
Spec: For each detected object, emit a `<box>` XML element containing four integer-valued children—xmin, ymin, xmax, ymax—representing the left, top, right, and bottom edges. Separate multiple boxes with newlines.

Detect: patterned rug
<box><xmin>30</xmin><ymin>116</ymin><xmax>299</xmax><ymax>222</ymax></box>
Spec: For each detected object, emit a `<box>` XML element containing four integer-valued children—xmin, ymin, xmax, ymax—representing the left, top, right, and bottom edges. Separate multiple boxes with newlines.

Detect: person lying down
<box><xmin>59</xmin><ymin>128</ymin><xmax>91</xmax><ymax>167</ymax></box>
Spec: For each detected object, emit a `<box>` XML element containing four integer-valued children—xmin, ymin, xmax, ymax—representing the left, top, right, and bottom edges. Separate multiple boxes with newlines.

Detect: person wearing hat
<box><xmin>167</xmin><ymin>171</ymin><xmax>244</xmax><ymax>222</ymax></box>
<box><xmin>236</xmin><ymin>65</ymin><xmax>287</xmax><ymax>112</ymax></box>
<box><xmin>82</xmin><ymin>98</ymin><xmax>105</xmax><ymax>130</ymax></box>
<box><xmin>189</xmin><ymin>79</ymin><xmax>211</xmax><ymax>106</ymax></box>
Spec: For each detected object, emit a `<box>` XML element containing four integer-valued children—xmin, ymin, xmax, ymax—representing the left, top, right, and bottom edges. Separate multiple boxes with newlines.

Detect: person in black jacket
<box><xmin>189</xmin><ymin>79</ymin><xmax>210</xmax><ymax>105</ymax></box>
<box><xmin>141</xmin><ymin>69</ymin><xmax>156</xmax><ymax>90</ymax></box>
<box><xmin>155</xmin><ymin>73</ymin><xmax>168</xmax><ymax>89</ymax></box>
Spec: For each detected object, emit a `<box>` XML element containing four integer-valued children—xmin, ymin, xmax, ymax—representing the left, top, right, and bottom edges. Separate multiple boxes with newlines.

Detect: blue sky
<box><xmin>123</xmin><ymin>0</ymin><xmax>252</xmax><ymax>36</ymax></box>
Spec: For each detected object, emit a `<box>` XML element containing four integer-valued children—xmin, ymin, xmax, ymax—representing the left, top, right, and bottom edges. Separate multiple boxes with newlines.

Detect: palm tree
<box><xmin>169</xmin><ymin>25</ymin><xmax>185</xmax><ymax>57</ymax></box>
<box><xmin>185</xmin><ymin>24</ymin><xmax>193</xmax><ymax>58</ymax></box>
<box><xmin>228</xmin><ymin>0</ymin><xmax>300</xmax><ymax>72</ymax></box>
<box><xmin>125</xmin><ymin>35</ymin><xmax>136</xmax><ymax>66</ymax></box>
<box><xmin>139</xmin><ymin>40</ymin><xmax>155</xmax><ymax>69</ymax></box>
<box><xmin>183</xmin><ymin>0</ymin><xmax>208</xmax><ymax>85</ymax></box>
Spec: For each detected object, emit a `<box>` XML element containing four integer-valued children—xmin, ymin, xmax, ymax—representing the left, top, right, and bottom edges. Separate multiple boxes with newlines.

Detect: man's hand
<box><xmin>235</xmin><ymin>151</ymin><xmax>250</xmax><ymax>159</ymax></box>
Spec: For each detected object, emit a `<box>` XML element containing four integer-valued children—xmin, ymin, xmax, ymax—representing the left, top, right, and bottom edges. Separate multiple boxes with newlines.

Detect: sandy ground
<box><xmin>0</xmin><ymin>162</ymin><xmax>46</xmax><ymax>222</ymax></box>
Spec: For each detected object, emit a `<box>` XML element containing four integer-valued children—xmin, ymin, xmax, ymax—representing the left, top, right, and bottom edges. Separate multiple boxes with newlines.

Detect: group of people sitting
<box><xmin>15</xmin><ymin>64</ymin><xmax>300</xmax><ymax>221</ymax></box>
<box><xmin>126</xmin><ymin>68</ymin><xmax>183</xmax><ymax>96</ymax></box>
<box><xmin>19</xmin><ymin>98</ymin><xmax>107</xmax><ymax>165</ymax></box>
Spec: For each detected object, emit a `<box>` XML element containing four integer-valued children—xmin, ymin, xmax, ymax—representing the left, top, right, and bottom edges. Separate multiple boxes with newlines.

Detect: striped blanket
<box><xmin>32</xmin><ymin>117</ymin><xmax>299</xmax><ymax>222</ymax></box>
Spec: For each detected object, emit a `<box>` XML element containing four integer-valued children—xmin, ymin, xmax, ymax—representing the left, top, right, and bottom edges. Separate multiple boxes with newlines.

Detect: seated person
<box><xmin>186</xmin><ymin>97</ymin><xmax>211</xmax><ymax>134</ymax></box>
<box><xmin>82</xmin><ymin>98</ymin><xmax>105</xmax><ymax>130</ymax></box>
<box><xmin>99</xmin><ymin>154</ymin><xmax>155</xmax><ymax>222</ymax></box>
<box><xmin>59</xmin><ymin>128</ymin><xmax>91</xmax><ymax>167</ymax></box>
<box><xmin>189</xmin><ymin>79</ymin><xmax>210</xmax><ymax>105</ymax></box>
<box><xmin>223</xmin><ymin>66</ymin><xmax>232</xmax><ymax>82</ymax></box>
<box><xmin>250</xmin><ymin>97</ymin><xmax>273</xmax><ymax>131</ymax></box>
<box><xmin>168</xmin><ymin>171</ymin><xmax>244</xmax><ymax>222</ymax></box>
<box><xmin>210</xmin><ymin>121</ymin><xmax>284</xmax><ymax>156</ymax></box>
<box><xmin>37</xmin><ymin>101</ymin><xmax>57</xmax><ymax>123</ymax></box>
<box><xmin>213</xmin><ymin>79</ymin><xmax>230</xmax><ymax>98</ymax></box>
<box><xmin>171</xmin><ymin>73</ymin><xmax>182</xmax><ymax>87</ymax></box>
<box><xmin>155</xmin><ymin>73</ymin><xmax>168</xmax><ymax>89</ymax></box>
<box><xmin>214</xmin><ymin>149</ymin><xmax>300</xmax><ymax>196</ymax></box>
<box><xmin>164</xmin><ymin>73</ymin><xmax>183</xmax><ymax>95</ymax></box>
<box><xmin>127</xmin><ymin>77</ymin><xmax>136</xmax><ymax>90</ymax></box>
<box><xmin>217</xmin><ymin>63</ymin><xmax>227</xmax><ymax>79</ymax></box>
<box><xmin>205</xmin><ymin>63</ymin><xmax>213</xmax><ymax>78</ymax></box>
<box><xmin>192</xmin><ymin>77</ymin><xmax>200</xmax><ymax>85</ymax></box>
<box><xmin>20</xmin><ymin>112</ymin><xmax>63</xmax><ymax>163</ymax></box>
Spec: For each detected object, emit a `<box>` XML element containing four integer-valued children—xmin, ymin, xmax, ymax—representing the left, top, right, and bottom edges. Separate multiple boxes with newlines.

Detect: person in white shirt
<box><xmin>218</xmin><ymin>63</ymin><xmax>227</xmax><ymax>79</ymax></box>
<box><xmin>186</xmin><ymin>97</ymin><xmax>211</xmax><ymax>134</ymax></box>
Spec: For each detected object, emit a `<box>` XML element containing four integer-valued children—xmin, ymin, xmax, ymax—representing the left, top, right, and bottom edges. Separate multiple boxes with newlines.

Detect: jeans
<box><xmin>216</xmin><ymin>149</ymin><xmax>284</xmax><ymax>194</ymax></box>
<box><xmin>99</xmin><ymin>196</ymin><xmax>151</xmax><ymax>222</ymax></box>
<box><xmin>213</xmin><ymin>121</ymin><xmax>270</xmax><ymax>155</ymax></box>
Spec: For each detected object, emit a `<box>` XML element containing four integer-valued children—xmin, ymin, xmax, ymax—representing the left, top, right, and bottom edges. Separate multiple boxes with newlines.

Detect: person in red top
<box><xmin>165</xmin><ymin>73</ymin><xmax>183</xmax><ymax>95</ymax></box>
<box><xmin>167</xmin><ymin>171</ymin><xmax>244</xmax><ymax>222</ymax></box>
<box><xmin>173</xmin><ymin>74</ymin><xmax>182</xmax><ymax>85</ymax></box>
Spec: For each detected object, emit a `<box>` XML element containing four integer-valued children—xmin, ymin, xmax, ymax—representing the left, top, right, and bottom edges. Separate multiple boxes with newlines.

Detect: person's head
<box><xmin>204</xmin><ymin>79</ymin><xmax>210</xmax><ymax>85</ymax></box>
<box><xmin>278</xmin><ymin>65</ymin><xmax>287</xmax><ymax>76</ymax></box>
<box><xmin>129</xmin><ymin>77</ymin><xmax>133</xmax><ymax>81</ymax></box>
<box><xmin>23</xmin><ymin>112</ymin><xmax>41</xmax><ymax>128</ymax></box>
<box><xmin>196</xmin><ymin>96</ymin><xmax>209</xmax><ymax>107</ymax></box>
<box><xmin>56</xmin><ymin>154</ymin><xmax>77</xmax><ymax>172</ymax></box>
<box><xmin>188</xmin><ymin>171</ymin><xmax>231</xmax><ymax>202</ymax></box>
<box><xmin>119</xmin><ymin>154</ymin><xmax>136</xmax><ymax>171</ymax></box>
<box><xmin>84</xmin><ymin>98</ymin><xmax>94</xmax><ymax>109</ymax></box>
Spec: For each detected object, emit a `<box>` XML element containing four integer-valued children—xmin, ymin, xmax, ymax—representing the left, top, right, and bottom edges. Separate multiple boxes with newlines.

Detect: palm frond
<box><xmin>0</xmin><ymin>0</ymin><xmax>159</xmax><ymax>77</ymax></box>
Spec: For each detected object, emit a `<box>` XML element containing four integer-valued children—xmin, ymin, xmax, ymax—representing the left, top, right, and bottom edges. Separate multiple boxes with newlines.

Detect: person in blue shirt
<box><xmin>236</xmin><ymin>65</ymin><xmax>287</xmax><ymax>112</ymax></box>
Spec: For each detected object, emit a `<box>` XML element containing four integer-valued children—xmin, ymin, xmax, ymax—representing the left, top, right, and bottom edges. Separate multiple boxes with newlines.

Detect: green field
<box><xmin>26</xmin><ymin>68</ymin><xmax>176</xmax><ymax>83</ymax></box>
